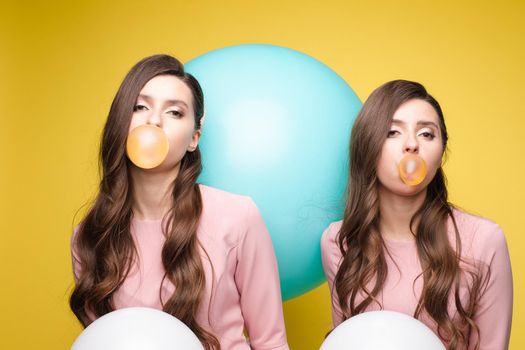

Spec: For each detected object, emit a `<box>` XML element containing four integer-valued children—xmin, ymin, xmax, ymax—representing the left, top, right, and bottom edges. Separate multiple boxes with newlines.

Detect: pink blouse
<box><xmin>72</xmin><ymin>185</ymin><xmax>289</xmax><ymax>350</ymax></box>
<box><xmin>321</xmin><ymin>209</ymin><xmax>512</xmax><ymax>350</ymax></box>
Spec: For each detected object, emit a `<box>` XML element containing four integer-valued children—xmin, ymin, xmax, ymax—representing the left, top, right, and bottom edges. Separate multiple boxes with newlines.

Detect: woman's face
<box><xmin>376</xmin><ymin>98</ymin><xmax>444</xmax><ymax>196</ymax></box>
<box><xmin>129</xmin><ymin>75</ymin><xmax>200</xmax><ymax>171</ymax></box>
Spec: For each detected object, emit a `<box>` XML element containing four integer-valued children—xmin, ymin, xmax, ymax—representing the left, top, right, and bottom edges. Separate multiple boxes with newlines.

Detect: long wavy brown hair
<box><xmin>334</xmin><ymin>80</ymin><xmax>485</xmax><ymax>349</ymax></box>
<box><xmin>70</xmin><ymin>54</ymin><xmax>220</xmax><ymax>349</ymax></box>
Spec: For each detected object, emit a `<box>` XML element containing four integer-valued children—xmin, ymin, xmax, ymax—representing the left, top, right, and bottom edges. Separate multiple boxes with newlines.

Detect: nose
<box><xmin>147</xmin><ymin>110</ymin><xmax>162</xmax><ymax>127</ymax></box>
<box><xmin>404</xmin><ymin>133</ymin><xmax>419</xmax><ymax>153</ymax></box>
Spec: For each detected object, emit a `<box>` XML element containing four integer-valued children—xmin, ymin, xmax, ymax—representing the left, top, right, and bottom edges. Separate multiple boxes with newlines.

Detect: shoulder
<box><xmin>451</xmin><ymin>208</ymin><xmax>508</xmax><ymax>260</ymax></box>
<box><xmin>321</xmin><ymin>220</ymin><xmax>343</xmax><ymax>262</ymax></box>
<box><xmin>199</xmin><ymin>184</ymin><xmax>255</xmax><ymax>213</ymax></box>
<box><xmin>198</xmin><ymin>184</ymin><xmax>261</xmax><ymax>246</ymax></box>
<box><xmin>320</xmin><ymin>220</ymin><xmax>344</xmax><ymax>285</ymax></box>
<box><xmin>321</xmin><ymin>220</ymin><xmax>343</xmax><ymax>249</ymax></box>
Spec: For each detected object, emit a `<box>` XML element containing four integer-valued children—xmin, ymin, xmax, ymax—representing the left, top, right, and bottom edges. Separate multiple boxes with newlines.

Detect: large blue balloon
<box><xmin>186</xmin><ymin>45</ymin><xmax>361</xmax><ymax>300</ymax></box>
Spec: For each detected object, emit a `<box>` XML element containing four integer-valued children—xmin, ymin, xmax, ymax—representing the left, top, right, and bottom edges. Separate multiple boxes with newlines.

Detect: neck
<box><xmin>378</xmin><ymin>186</ymin><xmax>427</xmax><ymax>241</ymax></box>
<box><xmin>130</xmin><ymin>165</ymin><xmax>180</xmax><ymax>220</ymax></box>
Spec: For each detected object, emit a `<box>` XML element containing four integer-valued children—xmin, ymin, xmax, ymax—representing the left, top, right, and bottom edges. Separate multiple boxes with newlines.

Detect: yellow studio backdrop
<box><xmin>2</xmin><ymin>0</ymin><xmax>523</xmax><ymax>348</ymax></box>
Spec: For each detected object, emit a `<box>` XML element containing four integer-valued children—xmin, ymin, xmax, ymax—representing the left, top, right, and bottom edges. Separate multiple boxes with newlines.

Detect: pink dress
<box><xmin>321</xmin><ymin>209</ymin><xmax>512</xmax><ymax>350</ymax></box>
<box><xmin>72</xmin><ymin>185</ymin><xmax>289</xmax><ymax>350</ymax></box>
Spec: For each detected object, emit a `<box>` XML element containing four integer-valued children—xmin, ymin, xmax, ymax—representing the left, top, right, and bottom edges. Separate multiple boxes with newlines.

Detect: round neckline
<box><xmin>383</xmin><ymin>236</ymin><xmax>416</xmax><ymax>247</ymax></box>
<box><xmin>131</xmin><ymin>217</ymin><xmax>163</xmax><ymax>224</ymax></box>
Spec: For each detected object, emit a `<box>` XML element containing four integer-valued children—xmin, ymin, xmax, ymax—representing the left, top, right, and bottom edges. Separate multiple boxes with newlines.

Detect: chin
<box><xmin>397</xmin><ymin>187</ymin><xmax>426</xmax><ymax>198</ymax></box>
<box><xmin>140</xmin><ymin>160</ymin><xmax>178</xmax><ymax>173</ymax></box>
<box><xmin>381</xmin><ymin>181</ymin><xmax>427</xmax><ymax>198</ymax></box>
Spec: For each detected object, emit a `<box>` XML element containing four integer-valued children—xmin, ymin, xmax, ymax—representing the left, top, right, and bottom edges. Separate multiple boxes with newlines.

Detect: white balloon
<box><xmin>320</xmin><ymin>311</ymin><xmax>445</xmax><ymax>350</ymax></box>
<box><xmin>71</xmin><ymin>307</ymin><xmax>204</xmax><ymax>350</ymax></box>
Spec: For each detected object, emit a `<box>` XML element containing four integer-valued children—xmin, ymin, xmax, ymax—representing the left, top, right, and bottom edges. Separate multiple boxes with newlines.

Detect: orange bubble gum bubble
<box><xmin>398</xmin><ymin>154</ymin><xmax>427</xmax><ymax>186</ymax></box>
<box><xmin>126</xmin><ymin>125</ymin><xmax>169</xmax><ymax>169</ymax></box>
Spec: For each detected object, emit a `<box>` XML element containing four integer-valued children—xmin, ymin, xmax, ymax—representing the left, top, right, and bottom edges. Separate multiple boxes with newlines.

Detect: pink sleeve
<box><xmin>470</xmin><ymin>225</ymin><xmax>513</xmax><ymax>350</ymax></box>
<box><xmin>321</xmin><ymin>222</ymin><xmax>344</xmax><ymax>327</ymax></box>
<box><xmin>234</xmin><ymin>199</ymin><xmax>289</xmax><ymax>350</ymax></box>
<box><xmin>71</xmin><ymin>225</ymin><xmax>82</xmax><ymax>283</ymax></box>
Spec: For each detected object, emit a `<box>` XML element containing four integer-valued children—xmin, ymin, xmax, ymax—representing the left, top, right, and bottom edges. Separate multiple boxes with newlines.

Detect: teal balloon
<box><xmin>186</xmin><ymin>44</ymin><xmax>361</xmax><ymax>300</ymax></box>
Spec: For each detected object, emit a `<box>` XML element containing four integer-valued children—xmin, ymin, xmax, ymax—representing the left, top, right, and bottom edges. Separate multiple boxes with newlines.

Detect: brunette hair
<box><xmin>70</xmin><ymin>54</ymin><xmax>220</xmax><ymax>349</ymax></box>
<box><xmin>334</xmin><ymin>80</ymin><xmax>484</xmax><ymax>349</ymax></box>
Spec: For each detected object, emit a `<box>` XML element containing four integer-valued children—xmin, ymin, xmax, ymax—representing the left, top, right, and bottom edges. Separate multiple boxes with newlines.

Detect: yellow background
<box><xmin>2</xmin><ymin>0</ymin><xmax>523</xmax><ymax>348</ymax></box>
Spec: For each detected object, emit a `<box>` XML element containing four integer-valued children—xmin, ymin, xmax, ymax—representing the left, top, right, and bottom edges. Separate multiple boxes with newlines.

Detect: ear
<box><xmin>199</xmin><ymin>110</ymin><xmax>206</xmax><ymax>129</ymax></box>
<box><xmin>187</xmin><ymin>129</ymin><xmax>201</xmax><ymax>152</ymax></box>
<box><xmin>441</xmin><ymin>147</ymin><xmax>448</xmax><ymax>166</ymax></box>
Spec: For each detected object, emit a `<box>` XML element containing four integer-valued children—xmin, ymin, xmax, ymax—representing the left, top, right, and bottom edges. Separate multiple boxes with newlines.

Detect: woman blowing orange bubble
<box><xmin>70</xmin><ymin>54</ymin><xmax>289</xmax><ymax>350</ymax></box>
<box><xmin>321</xmin><ymin>80</ymin><xmax>512</xmax><ymax>349</ymax></box>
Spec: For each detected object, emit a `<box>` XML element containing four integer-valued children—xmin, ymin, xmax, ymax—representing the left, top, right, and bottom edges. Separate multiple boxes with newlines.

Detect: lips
<box><xmin>398</xmin><ymin>154</ymin><xmax>427</xmax><ymax>186</ymax></box>
<box><xmin>126</xmin><ymin>125</ymin><xmax>170</xmax><ymax>169</ymax></box>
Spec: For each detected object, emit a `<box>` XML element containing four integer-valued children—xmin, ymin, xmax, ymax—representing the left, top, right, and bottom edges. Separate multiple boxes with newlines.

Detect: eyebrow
<box><xmin>137</xmin><ymin>94</ymin><xmax>189</xmax><ymax>109</ymax></box>
<box><xmin>391</xmin><ymin>119</ymin><xmax>439</xmax><ymax>129</ymax></box>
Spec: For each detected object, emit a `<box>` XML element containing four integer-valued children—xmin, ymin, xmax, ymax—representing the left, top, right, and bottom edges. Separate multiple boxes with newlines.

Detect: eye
<box><xmin>133</xmin><ymin>104</ymin><xmax>148</xmax><ymax>112</ymax></box>
<box><xmin>419</xmin><ymin>131</ymin><xmax>435</xmax><ymax>140</ymax></box>
<box><xmin>167</xmin><ymin>110</ymin><xmax>183</xmax><ymax>118</ymax></box>
<box><xmin>387</xmin><ymin>130</ymin><xmax>400</xmax><ymax>137</ymax></box>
